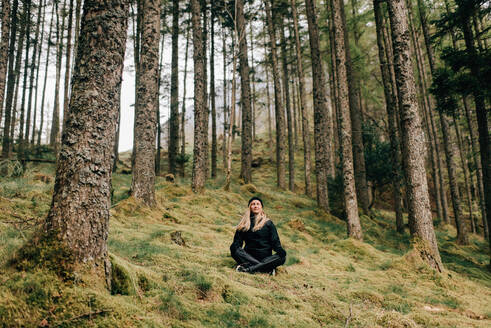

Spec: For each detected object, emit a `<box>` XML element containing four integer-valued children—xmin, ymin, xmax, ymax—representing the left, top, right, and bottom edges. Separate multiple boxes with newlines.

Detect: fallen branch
<box><xmin>344</xmin><ymin>303</ymin><xmax>353</xmax><ymax>328</ymax></box>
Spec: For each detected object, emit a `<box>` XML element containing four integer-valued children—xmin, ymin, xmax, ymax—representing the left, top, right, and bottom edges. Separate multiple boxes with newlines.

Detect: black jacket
<box><xmin>230</xmin><ymin>215</ymin><xmax>286</xmax><ymax>261</ymax></box>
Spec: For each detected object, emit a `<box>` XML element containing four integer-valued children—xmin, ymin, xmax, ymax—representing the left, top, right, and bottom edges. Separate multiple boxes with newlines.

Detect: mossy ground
<box><xmin>0</xmin><ymin>140</ymin><xmax>490</xmax><ymax>327</ymax></box>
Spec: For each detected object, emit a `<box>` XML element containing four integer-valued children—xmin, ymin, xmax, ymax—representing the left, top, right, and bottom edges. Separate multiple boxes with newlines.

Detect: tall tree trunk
<box><xmin>0</xmin><ymin>0</ymin><xmax>10</xmax><ymax>124</ymax></box>
<box><xmin>155</xmin><ymin>30</ymin><xmax>164</xmax><ymax>176</ymax></box>
<box><xmin>38</xmin><ymin>1</ymin><xmax>55</xmax><ymax>146</ymax></box>
<box><xmin>453</xmin><ymin>113</ymin><xmax>476</xmax><ymax>234</ymax></box>
<box><xmin>1</xmin><ymin>0</ymin><xmax>20</xmax><ymax>159</ymax></box>
<box><xmin>31</xmin><ymin>0</ymin><xmax>47</xmax><ymax>145</ymax></box>
<box><xmin>263</xmin><ymin>26</ymin><xmax>273</xmax><ymax>155</ymax></box>
<box><xmin>131</xmin><ymin>0</ymin><xmax>160</xmax><ymax>206</ymax></box>
<box><xmin>45</xmin><ymin>0</ymin><xmax>128</xmax><ymax>269</ymax></box>
<box><xmin>222</xmin><ymin>26</ymin><xmax>227</xmax><ymax>170</ymax></box>
<box><xmin>191</xmin><ymin>0</ymin><xmax>208</xmax><ymax>192</ymax></box>
<box><xmin>26</xmin><ymin>0</ymin><xmax>44</xmax><ymax>147</ymax></box>
<box><xmin>169</xmin><ymin>0</ymin><xmax>179</xmax><ymax>175</ymax></box>
<box><xmin>279</xmin><ymin>17</ymin><xmax>294</xmax><ymax>192</ymax></box>
<box><xmin>237</xmin><ymin>0</ymin><xmax>252</xmax><ymax>184</ymax></box>
<box><xmin>305</xmin><ymin>0</ymin><xmax>332</xmax><ymax>212</ymax></box>
<box><xmin>264</xmin><ymin>0</ymin><xmax>286</xmax><ymax>189</ymax></box>
<box><xmin>291</xmin><ymin>0</ymin><xmax>312</xmax><ymax>197</ymax></box>
<box><xmin>439</xmin><ymin>110</ymin><xmax>468</xmax><ymax>244</ymax></box>
<box><xmin>18</xmin><ymin>0</ymin><xmax>31</xmax><ymax>158</ymax></box>
<box><xmin>407</xmin><ymin>4</ymin><xmax>443</xmax><ymax>223</ymax></box>
<box><xmin>458</xmin><ymin>2</ymin><xmax>491</xmax><ymax>260</ymax></box>
<box><xmin>416</xmin><ymin>0</ymin><xmax>467</xmax><ymax>242</ymax></box>
<box><xmin>373</xmin><ymin>0</ymin><xmax>404</xmax><ymax>232</ymax></box>
<box><xmin>201</xmin><ymin>0</ymin><xmax>209</xmax><ymax>178</ymax></box>
<box><xmin>387</xmin><ymin>0</ymin><xmax>442</xmax><ymax>271</ymax></box>
<box><xmin>210</xmin><ymin>5</ymin><xmax>217</xmax><ymax>178</ymax></box>
<box><xmin>345</xmin><ymin>0</ymin><xmax>370</xmax><ymax>214</ymax></box>
<box><xmin>62</xmin><ymin>0</ymin><xmax>74</xmax><ymax>132</ymax></box>
<box><xmin>249</xmin><ymin>23</ymin><xmax>256</xmax><ymax>142</ymax></box>
<box><xmin>181</xmin><ymin>17</ymin><xmax>190</xmax><ymax>177</ymax></box>
<box><xmin>50</xmin><ymin>0</ymin><xmax>66</xmax><ymax>154</ymax></box>
<box><xmin>224</xmin><ymin>32</ymin><xmax>237</xmax><ymax>191</ymax></box>
<box><xmin>330</xmin><ymin>0</ymin><xmax>363</xmax><ymax>238</ymax></box>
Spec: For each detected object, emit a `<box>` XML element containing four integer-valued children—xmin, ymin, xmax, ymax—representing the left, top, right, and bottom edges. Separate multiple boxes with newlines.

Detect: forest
<box><xmin>0</xmin><ymin>0</ymin><xmax>490</xmax><ymax>327</ymax></box>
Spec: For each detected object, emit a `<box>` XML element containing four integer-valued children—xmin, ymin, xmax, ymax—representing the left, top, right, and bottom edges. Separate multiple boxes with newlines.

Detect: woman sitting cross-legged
<box><xmin>230</xmin><ymin>197</ymin><xmax>286</xmax><ymax>275</ymax></box>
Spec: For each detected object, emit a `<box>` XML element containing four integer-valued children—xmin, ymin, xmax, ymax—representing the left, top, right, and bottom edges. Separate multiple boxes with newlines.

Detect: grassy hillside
<box><xmin>0</xmin><ymin>142</ymin><xmax>490</xmax><ymax>327</ymax></box>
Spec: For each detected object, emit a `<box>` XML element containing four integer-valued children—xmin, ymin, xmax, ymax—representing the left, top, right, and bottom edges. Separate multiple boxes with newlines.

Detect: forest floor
<box><xmin>0</xmin><ymin>140</ymin><xmax>490</xmax><ymax>327</ymax></box>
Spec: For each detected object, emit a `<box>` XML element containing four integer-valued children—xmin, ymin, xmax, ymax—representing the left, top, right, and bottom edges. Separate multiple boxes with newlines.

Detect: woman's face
<box><xmin>249</xmin><ymin>200</ymin><xmax>262</xmax><ymax>215</ymax></box>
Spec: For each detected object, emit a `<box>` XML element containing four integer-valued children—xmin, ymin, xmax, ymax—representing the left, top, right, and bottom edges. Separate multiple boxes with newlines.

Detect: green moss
<box><xmin>110</xmin><ymin>262</ymin><xmax>131</xmax><ymax>295</ymax></box>
<box><xmin>12</xmin><ymin>230</ymin><xmax>75</xmax><ymax>280</ymax></box>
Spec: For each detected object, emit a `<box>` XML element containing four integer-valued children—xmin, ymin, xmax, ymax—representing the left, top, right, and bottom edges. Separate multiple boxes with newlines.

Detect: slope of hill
<box><xmin>0</xmin><ymin>143</ymin><xmax>490</xmax><ymax>327</ymax></box>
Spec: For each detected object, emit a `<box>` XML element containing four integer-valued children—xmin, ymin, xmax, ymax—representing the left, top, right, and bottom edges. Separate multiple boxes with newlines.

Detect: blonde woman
<box><xmin>230</xmin><ymin>197</ymin><xmax>286</xmax><ymax>274</ymax></box>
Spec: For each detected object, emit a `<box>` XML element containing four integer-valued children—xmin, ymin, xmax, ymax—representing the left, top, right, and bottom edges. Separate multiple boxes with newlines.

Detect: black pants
<box><xmin>231</xmin><ymin>248</ymin><xmax>285</xmax><ymax>273</ymax></box>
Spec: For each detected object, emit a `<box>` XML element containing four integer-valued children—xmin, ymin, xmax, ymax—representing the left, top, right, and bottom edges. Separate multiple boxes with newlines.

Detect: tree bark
<box><xmin>1</xmin><ymin>0</ymin><xmax>20</xmax><ymax>159</ymax></box>
<box><xmin>50</xmin><ymin>0</ymin><xmax>66</xmax><ymax>154</ymax></box>
<box><xmin>344</xmin><ymin>0</ymin><xmax>370</xmax><ymax>214</ymax></box>
<box><xmin>459</xmin><ymin>3</ymin><xmax>491</xmax><ymax>258</ymax></box>
<box><xmin>0</xmin><ymin>0</ymin><xmax>10</xmax><ymax>124</ymax></box>
<box><xmin>373</xmin><ymin>0</ymin><xmax>404</xmax><ymax>233</ymax></box>
<box><xmin>38</xmin><ymin>1</ymin><xmax>55</xmax><ymax>146</ymax></box>
<box><xmin>30</xmin><ymin>0</ymin><xmax>47</xmax><ymax>145</ymax></box>
<box><xmin>453</xmin><ymin>113</ymin><xmax>476</xmax><ymax>234</ymax></box>
<box><xmin>210</xmin><ymin>5</ymin><xmax>217</xmax><ymax>178</ymax></box>
<box><xmin>264</xmin><ymin>0</ymin><xmax>286</xmax><ymax>189</ymax></box>
<box><xmin>191</xmin><ymin>0</ymin><xmax>208</xmax><ymax>192</ymax></box>
<box><xmin>131</xmin><ymin>0</ymin><xmax>160</xmax><ymax>206</ymax></box>
<box><xmin>45</xmin><ymin>0</ymin><xmax>128</xmax><ymax>265</ymax></box>
<box><xmin>305</xmin><ymin>0</ymin><xmax>332</xmax><ymax>212</ymax></box>
<box><xmin>291</xmin><ymin>0</ymin><xmax>312</xmax><ymax>197</ymax></box>
<box><xmin>222</xmin><ymin>25</ymin><xmax>227</xmax><ymax>170</ymax></box>
<box><xmin>279</xmin><ymin>17</ymin><xmax>294</xmax><ymax>192</ymax></box>
<box><xmin>236</xmin><ymin>0</ymin><xmax>252</xmax><ymax>184</ymax></box>
<box><xmin>387</xmin><ymin>0</ymin><xmax>442</xmax><ymax>271</ymax></box>
<box><xmin>18</xmin><ymin>0</ymin><xmax>31</xmax><ymax>157</ymax></box>
<box><xmin>168</xmin><ymin>0</ymin><xmax>179</xmax><ymax>176</ymax></box>
<box><xmin>180</xmin><ymin>17</ymin><xmax>190</xmax><ymax>177</ymax></box>
<box><xmin>62</xmin><ymin>0</ymin><xmax>74</xmax><ymax>132</ymax></box>
<box><xmin>330</xmin><ymin>0</ymin><xmax>363</xmax><ymax>239</ymax></box>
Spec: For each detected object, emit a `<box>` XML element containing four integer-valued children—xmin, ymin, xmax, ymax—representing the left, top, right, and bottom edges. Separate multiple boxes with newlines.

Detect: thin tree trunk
<box><xmin>131</xmin><ymin>0</ymin><xmax>160</xmax><ymax>206</ymax></box>
<box><xmin>26</xmin><ymin>0</ymin><xmax>44</xmax><ymax>148</ymax></box>
<box><xmin>225</xmin><ymin>30</ymin><xmax>237</xmax><ymax>191</ymax></box>
<box><xmin>263</xmin><ymin>26</ymin><xmax>273</xmax><ymax>154</ymax></box>
<box><xmin>38</xmin><ymin>1</ymin><xmax>55</xmax><ymax>146</ymax></box>
<box><xmin>453</xmin><ymin>113</ymin><xmax>476</xmax><ymax>234</ymax></box>
<box><xmin>31</xmin><ymin>0</ymin><xmax>47</xmax><ymax>145</ymax></box>
<box><xmin>264</xmin><ymin>0</ymin><xmax>286</xmax><ymax>189</ymax></box>
<box><xmin>330</xmin><ymin>0</ymin><xmax>362</xmax><ymax>238</ymax></box>
<box><xmin>387</xmin><ymin>0</ymin><xmax>442</xmax><ymax>271</ymax></box>
<box><xmin>50</xmin><ymin>0</ymin><xmax>66</xmax><ymax>154</ymax></box>
<box><xmin>155</xmin><ymin>31</ymin><xmax>164</xmax><ymax>176</ymax></box>
<box><xmin>237</xmin><ymin>0</ymin><xmax>252</xmax><ymax>184</ymax></box>
<box><xmin>1</xmin><ymin>0</ymin><xmax>20</xmax><ymax>159</ymax></box>
<box><xmin>279</xmin><ymin>17</ymin><xmax>294</xmax><ymax>192</ymax></box>
<box><xmin>345</xmin><ymin>0</ymin><xmax>370</xmax><ymax>214</ymax></box>
<box><xmin>222</xmin><ymin>25</ymin><xmax>227</xmax><ymax>170</ymax></box>
<box><xmin>62</xmin><ymin>0</ymin><xmax>74</xmax><ymax>132</ymax></box>
<box><xmin>210</xmin><ymin>5</ymin><xmax>217</xmax><ymax>178</ymax></box>
<box><xmin>291</xmin><ymin>0</ymin><xmax>312</xmax><ymax>197</ymax></box>
<box><xmin>181</xmin><ymin>16</ymin><xmax>190</xmax><ymax>177</ymax></box>
<box><xmin>305</xmin><ymin>0</ymin><xmax>332</xmax><ymax>211</ymax></box>
<box><xmin>249</xmin><ymin>23</ymin><xmax>256</xmax><ymax>142</ymax></box>
<box><xmin>0</xmin><ymin>0</ymin><xmax>10</xmax><ymax>124</ymax></box>
<box><xmin>18</xmin><ymin>0</ymin><xmax>31</xmax><ymax>158</ymax></box>
<box><xmin>373</xmin><ymin>0</ymin><xmax>404</xmax><ymax>232</ymax></box>
<box><xmin>191</xmin><ymin>0</ymin><xmax>208</xmax><ymax>193</ymax></box>
<box><xmin>169</xmin><ymin>0</ymin><xmax>179</xmax><ymax>175</ymax></box>
<box><xmin>459</xmin><ymin>3</ymin><xmax>491</xmax><ymax>259</ymax></box>
<box><xmin>45</xmin><ymin>0</ymin><xmax>129</xmax><ymax>269</ymax></box>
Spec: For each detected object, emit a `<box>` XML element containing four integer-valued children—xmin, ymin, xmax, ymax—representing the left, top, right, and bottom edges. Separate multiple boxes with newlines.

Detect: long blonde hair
<box><xmin>236</xmin><ymin>208</ymin><xmax>270</xmax><ymax>232</ymax></box>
